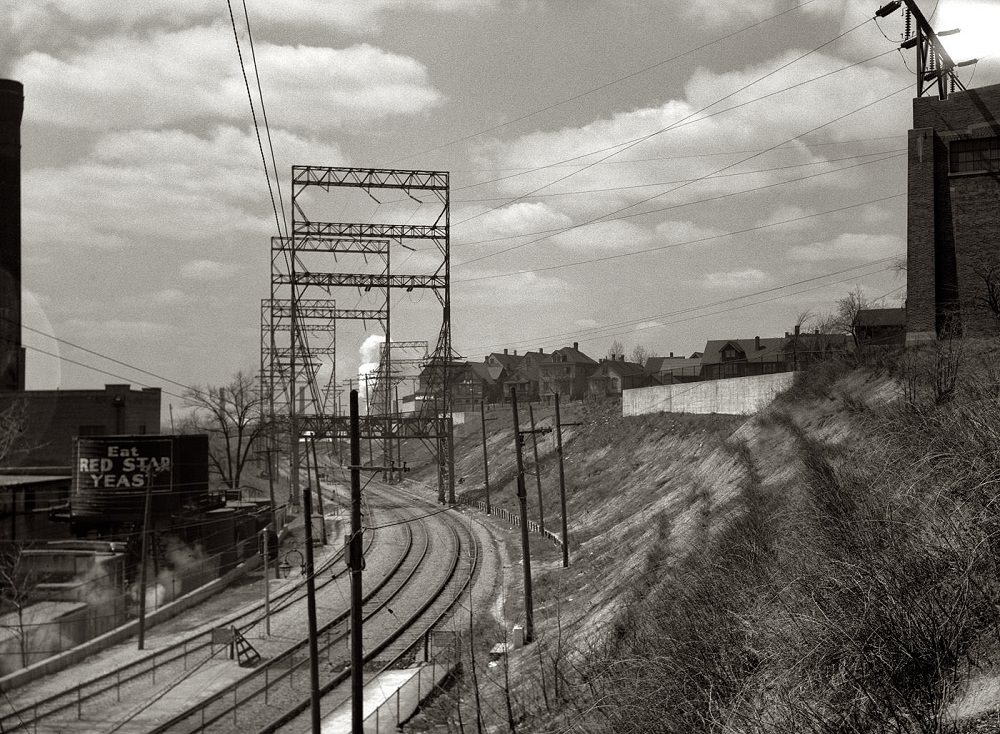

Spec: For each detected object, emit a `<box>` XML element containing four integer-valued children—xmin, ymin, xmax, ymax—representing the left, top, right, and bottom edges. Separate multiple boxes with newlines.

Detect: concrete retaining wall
<box><xmin>622</xmin><ymin>373</ymin><xmax>795</xmax><ymax>416</ymax></box>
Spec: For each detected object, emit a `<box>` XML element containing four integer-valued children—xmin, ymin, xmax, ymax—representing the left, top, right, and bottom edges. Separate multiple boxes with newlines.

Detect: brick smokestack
<box><xmin>0</xmin><ymin>79</ymin><xmax>24</xmax><ymax>391</ymax></box>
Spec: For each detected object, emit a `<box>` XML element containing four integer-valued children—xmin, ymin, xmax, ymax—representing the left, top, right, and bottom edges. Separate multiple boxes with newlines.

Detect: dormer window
<box><xmin>722</xmin><ymin>346</ymin><xmax>738</xmax><ymax>360</ymax></box>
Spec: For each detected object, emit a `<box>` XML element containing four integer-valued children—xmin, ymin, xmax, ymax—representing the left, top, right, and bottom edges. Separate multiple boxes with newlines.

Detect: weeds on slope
<box><xmin>562</xmin><ymin>343</ymin><xmax>1000</xmax><ymax>733</ymax></box>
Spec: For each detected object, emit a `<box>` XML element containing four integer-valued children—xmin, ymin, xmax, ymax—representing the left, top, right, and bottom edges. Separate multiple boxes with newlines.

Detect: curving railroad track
<box><xmin>1</xmin><ymin>479</ymin><xmax>486</xmax><ymax>733</ymax></box>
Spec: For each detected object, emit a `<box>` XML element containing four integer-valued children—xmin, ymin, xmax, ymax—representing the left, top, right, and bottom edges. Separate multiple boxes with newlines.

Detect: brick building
<box><xmin>907</xmin><ymin>82</ymin><xmax>1000</xmax><ymax>342</ymax></box>
<box><xmin>0</xmin><ymin>384</ymin><xmax>161</xmax><ymax>466</ymax></box>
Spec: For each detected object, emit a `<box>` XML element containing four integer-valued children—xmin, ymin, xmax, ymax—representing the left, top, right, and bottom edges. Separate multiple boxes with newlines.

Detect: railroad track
<box><xmin>2</xmin><ymin>482</ymin><xmax>483</xmax><ymax>734</ymax></box>
<box><xmin>262</xmin><ymin>480</ymin><xmax>482</xmax><ymax>733</ymax></box>
<box><xmin>0</xmin><ymin>490</ymin><xmax>392</xmax><ymax>733</ymax></box>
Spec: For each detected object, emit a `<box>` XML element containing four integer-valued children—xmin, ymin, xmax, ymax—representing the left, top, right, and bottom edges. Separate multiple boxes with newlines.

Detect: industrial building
<box><xmin>907</xmin><ymin>81</ymin><xmax>1000</xmax><ymax>342</ymax></box>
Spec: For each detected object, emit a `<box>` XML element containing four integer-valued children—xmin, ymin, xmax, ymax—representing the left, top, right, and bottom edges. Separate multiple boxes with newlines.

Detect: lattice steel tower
<box><xmin>263</xmin><ymin>167</ymin><xmax>454</xmax><ymax>506</ymax></box>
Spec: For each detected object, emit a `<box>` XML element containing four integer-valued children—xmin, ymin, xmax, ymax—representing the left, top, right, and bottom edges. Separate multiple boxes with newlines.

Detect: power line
<box><xmin>453</xmin><ymin>150</ymin><xmax>905</xmax><ymax>250</ymax></box>
<box><xmin>452</xmin><ymin>19</ymin><xmax>879</xmax><ymax>233</ymax></box>
<box><xmin>457</xmin><ymin>70</ymin><xmax>908</xmax><ymax>270</ymax></box>
<box><xmin>225</xmin><ymin>0</ymin><xmax>284</xmax><ymax>240</ymax></box>
<box><xmin>387</xmin><ymin>0</ymin><xmax>822</xmax><ymax>165</ymax></box>
<box><xmin>451</xmin><ymin>148</ymin><xmax>905</xmax><ymax>203</ymax></box>
<box><xmin>458</xmin><ymin>258</ymin><xmax>899</xmax><ymax>353</ymax></box>
<box><xmin>241</xmin><ymin>0</ymin><xmax>288</xmax><ymax>239</ymax></box>
<box><xmin>455</xmin><ymin>192</ymin><xmax>905</xmax><ymax>283</ymax></box>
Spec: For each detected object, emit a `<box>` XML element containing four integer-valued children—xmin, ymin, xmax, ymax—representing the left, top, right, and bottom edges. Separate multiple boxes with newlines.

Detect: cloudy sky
<box><xmin>4</xmin><ymin>0</ymin><xmax>998</xmax><ymax>411</ymax></box>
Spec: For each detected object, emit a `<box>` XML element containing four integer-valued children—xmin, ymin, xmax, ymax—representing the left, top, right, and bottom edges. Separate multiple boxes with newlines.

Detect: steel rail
<box><xmin>259</xmin><ymin>500</ymin><xmax>477</xmax><ymax>732</ymax></box>
<box><xmin>153</xmin><ymin>501</ymin><xmax>431</xmax><ymax>732</ymax></box>
<box><xmin>0</xmin><ymin>490</ymin><xmax>374</xmax><ymax>732</ymax></box>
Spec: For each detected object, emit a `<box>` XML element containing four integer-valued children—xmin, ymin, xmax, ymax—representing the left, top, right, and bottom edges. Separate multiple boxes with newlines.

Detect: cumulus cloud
<box><xmin>15</xmin><ymin>29</ymin><xmax>442</xmax><ymax>131</ymax></box>
<box><xmin>5</xmin><ymin>0</ymin><xmax>493</xmax><ymax>48</ymax></box>
<box><xmin>23</xmin><ymin>125</ymin><xmax>345</xmax><ymax>255</ymax></box>
<box><xmin>701</xmin><ymin>268</ymin><xmax>770</xmax><ymax>289</ymax></box>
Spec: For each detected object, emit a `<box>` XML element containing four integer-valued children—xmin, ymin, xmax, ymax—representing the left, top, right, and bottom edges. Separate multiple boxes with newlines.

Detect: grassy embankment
<box><xmin>409</xmin><ymin>338</ymin><xmax>1000</xmax><ymax>733</ymax></box>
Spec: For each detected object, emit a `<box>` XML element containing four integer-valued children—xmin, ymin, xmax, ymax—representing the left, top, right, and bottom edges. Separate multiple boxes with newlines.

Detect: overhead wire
<box><xmin>455</xmin><ymin>191</ymin><xmax>905</xmax><ymax>283</ymax></box>
<box><xmin>459</xmin><ymin>58</ymin><xmax>909</xmax><ymax>269</ymax></box>
<box><xmin>459</xmin><ymin>257</ymin><xmax>900</xmax><ymax>353</ymax></box>
<box><xmin>451</xmin><ymin>148</ymin><xmax>905</xmax><ymax>203</ymax></box>
<box><xmin>452</xmin><ymin>17</ymin><xmax>879</xmax><ymax>233</ymax></box>
<box><xmin>225</xmin><ymin>0</ymin><xmax>284</xmax><ymax>240</ymax></box>
<box><xmin>454</xmin><ymin>150</ymin><xmax>905</xmax><ymax>249</ymax></box>
<box><xmin>387</xmin><ymin>0</ymin><xmax>822</xmax><ymax>166</ymax></box>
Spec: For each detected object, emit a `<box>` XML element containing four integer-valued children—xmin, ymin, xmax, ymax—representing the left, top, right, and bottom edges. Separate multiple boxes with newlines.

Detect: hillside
<box><xmin>405</xmin><ymin>338</ymin><xmax>1000</xmax><ymax>733</ymax></box>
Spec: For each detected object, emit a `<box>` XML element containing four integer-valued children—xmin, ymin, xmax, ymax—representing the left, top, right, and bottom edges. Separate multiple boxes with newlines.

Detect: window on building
<box><xmin>722</xmin><ymin>346</ymin><xmax>738</xmax><ymax>361</ymax></box>
<box><xmin>949</xmin><ymin>136</ymin><xmax>1000</xmax><ymax>174</ymax></box>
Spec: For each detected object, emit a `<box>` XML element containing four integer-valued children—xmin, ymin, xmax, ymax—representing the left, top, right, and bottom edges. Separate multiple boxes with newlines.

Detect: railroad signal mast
<box><xmin>876</xmin><ymin>0</ymin><xmax>978</xmax><ymax>100</ymax></box>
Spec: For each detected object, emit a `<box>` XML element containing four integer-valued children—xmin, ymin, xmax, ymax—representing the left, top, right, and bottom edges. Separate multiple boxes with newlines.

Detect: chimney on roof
<box><xmin>514</xmin><ymin>349</ymin><xmax>518</xmax><ymax>355</ymax></box>
<box><xmin>794</xmin><ymin>324</ymin><xmax>800</xmax><ymax>336</ymax></box>
<box><xmin>785</xmin><ymin>331</ymin><xmax>789</xmax><ymax>338</ymax></box>
<box><xmin>619</xmin><ymin>355</ymin><xmax>624</xmax><ymax>361</ymax></box>
<box><xmin>814</xmin><ymin>328</ymin><xmax>819</xmax><ymax>335</ymax></box>
<box><xmin>755</xmin><ymin>336</ymin><xmax>761</xmax><ymax>351</ymax></box>
<box><xmin>538</xmin><ymin>347</ymin><xmax>543</xmax><ymax>353</ymax></box>
<box><xmin>669</xmin><ymin>352</ymin><xmax>673</xmax><ymax>358</ymax></box>
<box><xmin>573</xmin><ymin>342</ymin><xmax>578</xmax><ymax>350</ymax></box>
<box><xmin>504</xmin><ymin>348</ymin><xmax>508</xmax><ymax>355</ymax></box>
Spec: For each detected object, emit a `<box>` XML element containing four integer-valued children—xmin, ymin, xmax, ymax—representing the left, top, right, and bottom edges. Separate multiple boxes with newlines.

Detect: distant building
<box><xmin>539</xmin><ymin>343</ymin><xmax>598</xmax><ymax>401</ymax></box>
<box><xmin>907</xmin><ymin>81</ymin><xmax>1000</xmax><ymax>341</ymax></box>
<box><xmin>0</xmin><ymin>384</ymin><xmax>161</xmax><ymax>467</ymax></box>
<box><xmin>588</xmin><ymin>356</ymin><xmax>649</xmax><ymax>398</ymax></box>
<box><xmin>699</xmin><ymin>337</ymin><xmax>787</xmax><ymax>380</ymax></box>
<box><xmin>644</xmin><ymin>353</ymin><xmax>703</xmax><ymax>384</ymax></box>
<box><xmin>854</xmin><ymin>308</ymin><xmax>907</xmax><ymax>348</ymax></box>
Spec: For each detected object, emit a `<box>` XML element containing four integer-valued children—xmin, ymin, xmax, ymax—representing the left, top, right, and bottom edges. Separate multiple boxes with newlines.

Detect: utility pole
<box><xmin>309</xmin><ymin>434</ymin><xmax>327</xmax><ymax>545</ymax></box>
<box><xmin>137</xmin><ymin>469</ymin><xmax>154</xmax><ymax>650</ymax></box>
<box><xmin>554</xmin><ymin>393</ymin><xmax>581</xmax><ymax>569</ymax></box>
<box><xmin>510</xmin><ymin>386</ymin><xmax>534</xmax><ymax>644</ymax></box>
<box><xmin>528</xmin><ymin>403</ymin><xmax>545</xmax><ymax>534</ymax></box>
<box><xmin>480</xmin><ymin>400</ymin><xmax>492</xmax><ymax>515</ymax></box>
<box><xmin>301</xmin><ymin>430</ymin><xmax>322</xmax><ymax>733</ymax></box>
<box><xmin>349</xmin><ymin>390</ymin><xmax>364</xmax><ymax>733</ymax></box>
<box><xmin>262</xmin><ymin>527</ymin><xmax>271</xmax><ymax>636</ymax></box>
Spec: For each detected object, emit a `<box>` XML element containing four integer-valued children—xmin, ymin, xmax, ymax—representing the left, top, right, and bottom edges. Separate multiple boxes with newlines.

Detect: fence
<box><xmin>360</xmin><ymin>662</ymin><xmax>454</xmax><ymax>733</ymax></box>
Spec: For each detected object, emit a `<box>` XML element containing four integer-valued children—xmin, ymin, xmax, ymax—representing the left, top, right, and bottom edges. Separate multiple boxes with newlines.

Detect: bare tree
<box><xmin>182</xmin><ymin>371</ymin><xmax>267</xmax><ymax>490</ymax></box>
<box><xmin>0</xmin><ymin>542</ymin><xmax>39</xmax><ymax>668</ymax></box>
<box><xmin>629</xmin><ymin>344</ymin><xmax>650</xmax><ymax>366</ymax></box>
<box><xmin>0</xmin><ymin>398</ymin><xmax>26</xmax><ymax>466</ymax></box>
<box><xmin>972</xmin><ymin>257</ymin><xmax>1000</xmax><ymax>330</ymax></box>
<box><xmin>607</xmin><ymin>339</ymin><xmax>624</xmax><ymax>360</ymax></box>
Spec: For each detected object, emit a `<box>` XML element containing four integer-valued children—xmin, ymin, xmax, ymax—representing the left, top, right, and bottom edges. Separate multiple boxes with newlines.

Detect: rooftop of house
<box><xmin>598</xmin><ymin>358</ymin><xmax>647</xmax><ymax>378</ymax></box>
<box><xmin>701</xmin><ymin>337</ymin><xmax>787</xmax><ymax>365</ymax></box>
<box><xmin>854</xmin><ymin>307</ymin><xmax>907</xmax><ymax>328</ymax></box>
<box><xmin>547</xmin><ymin>342</ymin><xmax>597</xmax><ymax>365</ymax></box>
<box><xmin>645</xmin><ymin>354</ymin><xmax>702</xmax><ymax>373</ymax></box>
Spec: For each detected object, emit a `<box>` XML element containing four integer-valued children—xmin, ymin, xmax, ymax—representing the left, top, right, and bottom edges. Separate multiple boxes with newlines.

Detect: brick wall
<box><xmin>0</xmin><ymin>385</ymin><xmax>161</xmax><ymax>466</ymax></box>
<box><xmin>907</xmin><ymin>83</ymin><xmax>1000</xmax><ymax>341</ymax></box>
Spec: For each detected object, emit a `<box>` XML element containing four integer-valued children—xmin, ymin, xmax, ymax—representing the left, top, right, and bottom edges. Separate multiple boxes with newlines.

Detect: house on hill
<box><xmin>645</xmin><ymin>353</ymin><xmax>703</xmax><ymax>384</ymax></box>
<box><xmin>499</xmin><ymin>349</ymin><xmax>551</xmax><ymax>402</ymax></box>
<box><xmin>699</xmin><ymin>336</ymin><xmax>787</xmax><ymax>380</ymax></box>
<box><xmin>418</xmin><ymin>360</ymin><xmax>505</xmax><ymax>410</ymax></box>
<box><xmin>588</xmin><ymin>356</ymin><xmax>650</xmax><ymax>397</ymax></box>
<box><xmin>540</xmin><ymin>343</ymin><xmax>598</xmax><ymax>401</ymax></box>
<box><xmin>853</xmin><ymin>308</ymin><xmax>907</xmax><ymax>348</ymax></box>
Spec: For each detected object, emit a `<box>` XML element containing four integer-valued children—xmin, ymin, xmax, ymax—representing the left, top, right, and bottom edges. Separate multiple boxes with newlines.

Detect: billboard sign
<box><xmin>73</xmin><ymin>437</ymin><xmax>174</xmax><ymax>520</ymax></box>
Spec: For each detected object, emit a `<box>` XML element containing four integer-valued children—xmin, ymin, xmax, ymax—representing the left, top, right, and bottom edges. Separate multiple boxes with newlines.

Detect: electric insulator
<box><xmin>930</xmin><ymin>50</ymin><xmax>936</xmax><ymax>71</ymax></box>
<box><xmin>904</xmin><ymin>8</ymin><xmax>911</xmax><ymax>39</ymax></box>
